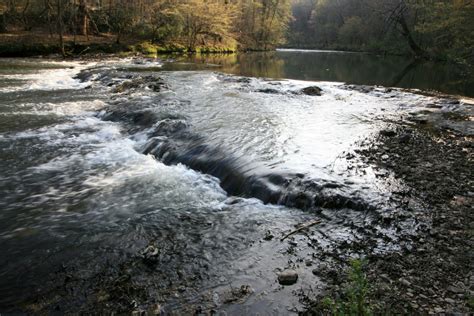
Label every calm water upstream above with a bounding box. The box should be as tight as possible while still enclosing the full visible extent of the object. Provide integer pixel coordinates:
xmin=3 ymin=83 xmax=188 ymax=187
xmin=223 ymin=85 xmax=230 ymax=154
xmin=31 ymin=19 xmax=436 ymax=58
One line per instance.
xmin=0 ymin=52 xmax=468 ymax=313
xmin=166 ymin=49 xmax=474 ymax=97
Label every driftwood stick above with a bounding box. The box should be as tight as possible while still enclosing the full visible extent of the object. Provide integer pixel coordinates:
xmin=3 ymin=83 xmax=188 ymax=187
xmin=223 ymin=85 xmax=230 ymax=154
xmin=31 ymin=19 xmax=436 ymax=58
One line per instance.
xmin=280 ymin=220 xmax=321 ymax=241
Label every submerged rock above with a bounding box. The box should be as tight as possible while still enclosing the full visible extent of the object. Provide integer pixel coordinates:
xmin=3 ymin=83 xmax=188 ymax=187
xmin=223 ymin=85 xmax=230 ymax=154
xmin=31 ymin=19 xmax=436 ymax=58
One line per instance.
xmin=112 ymin=75 xmax=166 ymax=93
xmin=221 ymin=285 xmax=254 ymax=304
xmin=278 ymin=269 xmax=298 ymax=285
xmin=256 ymin=88 xmax=280 ymax=94
xmin=301 ymin=86 xmax=323 ymax=96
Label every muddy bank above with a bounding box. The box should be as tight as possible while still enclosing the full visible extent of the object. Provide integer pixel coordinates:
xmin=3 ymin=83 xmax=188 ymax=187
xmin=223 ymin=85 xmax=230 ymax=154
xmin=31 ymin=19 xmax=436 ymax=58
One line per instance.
xmin=304 ymin=98 xmax=473 ymax=314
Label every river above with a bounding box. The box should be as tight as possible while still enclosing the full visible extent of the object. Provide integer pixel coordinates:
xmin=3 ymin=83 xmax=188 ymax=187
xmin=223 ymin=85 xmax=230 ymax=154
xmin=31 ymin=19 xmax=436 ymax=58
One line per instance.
xmin=165 ymin=49 xmax=474 ymax=98
xmin=0 ymin=51 xmax=471 ymax=314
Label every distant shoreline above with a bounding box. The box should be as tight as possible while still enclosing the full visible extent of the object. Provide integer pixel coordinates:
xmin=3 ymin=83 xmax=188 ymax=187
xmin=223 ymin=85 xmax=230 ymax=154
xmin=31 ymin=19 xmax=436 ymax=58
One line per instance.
xmin=276 ymin=48 xmax=370 ymax=54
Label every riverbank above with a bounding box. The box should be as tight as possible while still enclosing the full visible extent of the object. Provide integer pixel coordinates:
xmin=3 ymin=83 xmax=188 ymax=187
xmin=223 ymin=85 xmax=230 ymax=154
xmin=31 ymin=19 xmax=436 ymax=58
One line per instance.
xmin=0 ymin=32 xmax=237 ymax=58
xmin=304 ymin=92 xmax=473 ymax=314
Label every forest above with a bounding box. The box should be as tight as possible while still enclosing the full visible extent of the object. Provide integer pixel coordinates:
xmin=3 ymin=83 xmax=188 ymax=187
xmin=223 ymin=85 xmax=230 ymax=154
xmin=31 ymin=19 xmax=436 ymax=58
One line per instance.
xmin=0 ymin=0 xmax=291 ymax=53
xmin=0 ymin=0 xmax=473 ymax=64
xmin=288 ymin=0 xmax=474 ymax=64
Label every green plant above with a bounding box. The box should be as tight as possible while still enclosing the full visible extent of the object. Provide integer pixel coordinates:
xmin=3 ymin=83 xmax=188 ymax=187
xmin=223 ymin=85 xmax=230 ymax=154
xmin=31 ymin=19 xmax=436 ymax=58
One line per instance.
xmin=322 ymin=259 xmax=372 ymax=316
xmin=467 ymin=295 xmax=474 ymax=311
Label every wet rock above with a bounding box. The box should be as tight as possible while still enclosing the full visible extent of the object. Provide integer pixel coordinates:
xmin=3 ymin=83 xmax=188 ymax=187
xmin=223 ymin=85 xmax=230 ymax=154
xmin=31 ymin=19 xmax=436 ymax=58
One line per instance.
xmin=103 ymin=109 xmax=158 ymax=127
xmin=111 ymin=75 xmax=166 ymax=93
xmin=446 ymin=99 xmax=460 ymax=105
xmin=426 ymin=103 xmax=443 ymax=109
xmin=408 ymin=116 xmax=429 ymax=124
xmin=225 ymin=197 xmax=244 ymax=205
xmin=434 ymin=307 xmax=444 ymax=313
xmin=150 ymin=119 xmax=188 ymax=137
xmin=263 ymin=230 xmax=274 ymax=241
xmin=222 ymin=285 xmax=254 ymax=303
xmin=257 ymin=88 xmax=280 ymax=94
xmin=399 ymin=133 xmax=411 ymax=143
xmin=400 ymin=278 xmax=411 ymax=287
xmin=344 ymin=84 xmax=374 ymax=94
xmin=301 ymin=86 xmax=322 ymax=96
xmin=218 ymin=75 xmax=251 ymax=84
xmin=278 ymin=269 xmax=298 ymax=285
xmin=447 ymin=285 xmax=464 ymax=294
xmin=380 ymin=129 xmax=397 ymax=137
xmin=74 ymin=71 xmax=94 ymax=82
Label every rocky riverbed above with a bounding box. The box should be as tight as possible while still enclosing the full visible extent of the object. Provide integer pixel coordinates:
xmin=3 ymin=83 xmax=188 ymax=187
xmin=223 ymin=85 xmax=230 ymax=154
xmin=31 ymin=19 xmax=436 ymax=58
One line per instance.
xmin=0 ymin=58 xmax=472 ymax=315
xmin=304 ymin=94 xmax=473 ymax=315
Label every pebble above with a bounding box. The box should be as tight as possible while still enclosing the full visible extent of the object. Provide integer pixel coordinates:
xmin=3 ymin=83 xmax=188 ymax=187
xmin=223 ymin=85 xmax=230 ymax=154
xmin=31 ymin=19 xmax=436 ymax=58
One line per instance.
xmin=447 ymin=285 xmax=464 ymax=294
xmin=142 ymin=245 xmax=159 ymax=261
xmin=151 ymin=304 xmax=161 ymax=315
xmin=278 ymin=269 xmax=298 ymax=285
xmin=400 ymin=278 xmax=411 ymax=287
xmin=380 ymin=274 xmax=391 ymax=283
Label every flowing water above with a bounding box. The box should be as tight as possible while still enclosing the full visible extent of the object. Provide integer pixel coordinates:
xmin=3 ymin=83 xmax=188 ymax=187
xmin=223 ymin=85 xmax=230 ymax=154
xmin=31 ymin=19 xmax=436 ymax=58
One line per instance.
xmin=0 ymin=53 xmax=466 ymax=314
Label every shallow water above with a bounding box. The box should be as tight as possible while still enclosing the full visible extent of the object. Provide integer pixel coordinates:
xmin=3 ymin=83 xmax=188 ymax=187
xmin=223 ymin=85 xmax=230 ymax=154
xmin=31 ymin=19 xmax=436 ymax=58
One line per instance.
xmin=0 ymin=57 xmax=449 ymax=313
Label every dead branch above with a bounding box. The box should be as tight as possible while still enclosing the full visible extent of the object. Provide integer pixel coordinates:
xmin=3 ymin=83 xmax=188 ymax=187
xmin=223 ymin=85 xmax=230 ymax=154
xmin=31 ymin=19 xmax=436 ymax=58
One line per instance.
xmin=281 ymin=220 xmax=321 ymax=241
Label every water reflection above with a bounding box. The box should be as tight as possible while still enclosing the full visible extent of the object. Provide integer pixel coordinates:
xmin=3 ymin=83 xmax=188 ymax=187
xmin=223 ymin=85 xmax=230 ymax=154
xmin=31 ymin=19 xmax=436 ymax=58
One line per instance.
xmin=164 ymin=50 xmax=474 ymax=97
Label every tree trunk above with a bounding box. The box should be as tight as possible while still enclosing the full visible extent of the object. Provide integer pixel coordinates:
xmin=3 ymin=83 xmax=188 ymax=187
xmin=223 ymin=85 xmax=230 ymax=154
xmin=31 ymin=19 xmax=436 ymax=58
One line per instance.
xmin=57 ymin=0 xmax=66 ymax=57
xmin=78 ymin=0 xmax=89 ymax=39
xmin=21 ymin=0 xmax=30 ymax=31
xmin=73 ymin=0 xmax=77 ymax=44
xmin=0 ymin=14 xmax=7 ymax=33
xmin=116 ymin=29 xmax=121 ymax=44
xmin=397 ymin=14 xmax=427 ymax=59
xmin=45 ymin=0 xmax=53 ymax=37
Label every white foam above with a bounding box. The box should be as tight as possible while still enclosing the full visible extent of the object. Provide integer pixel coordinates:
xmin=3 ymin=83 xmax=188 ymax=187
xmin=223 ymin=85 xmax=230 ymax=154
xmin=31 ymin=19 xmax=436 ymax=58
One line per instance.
xmin=1 ymin=100 xmax=106 ymax=117
xmin=0 ymin=61 xmax=96 ymax=92
xmin=31 ymin=130 xmax=227 ymax=209
xmin=12 ymin=116 xmax=122 ymax=147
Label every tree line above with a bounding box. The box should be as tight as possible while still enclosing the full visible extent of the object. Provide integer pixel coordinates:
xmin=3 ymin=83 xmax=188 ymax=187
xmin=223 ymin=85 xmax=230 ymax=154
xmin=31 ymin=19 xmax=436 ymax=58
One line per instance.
xmin=0 ymin=0 xmax=291 ymax=53
xmin=288 ymin=0 xmax=474 ymax=64
xmin=1 ymin=0 xmax=473 ymax=64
